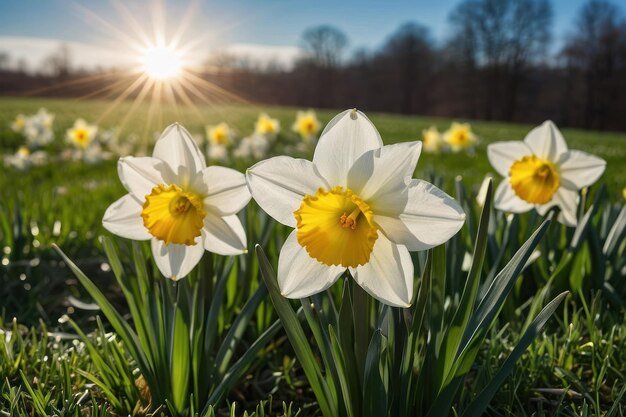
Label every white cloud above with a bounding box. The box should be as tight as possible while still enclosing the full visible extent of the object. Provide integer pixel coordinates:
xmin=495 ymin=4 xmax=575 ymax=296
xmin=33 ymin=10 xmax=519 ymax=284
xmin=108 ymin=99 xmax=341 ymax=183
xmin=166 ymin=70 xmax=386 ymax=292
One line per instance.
xmin=0 ymin=36 xmax=304 ymax=73
xmin=0 ymin=36 xmax=137 ymax=72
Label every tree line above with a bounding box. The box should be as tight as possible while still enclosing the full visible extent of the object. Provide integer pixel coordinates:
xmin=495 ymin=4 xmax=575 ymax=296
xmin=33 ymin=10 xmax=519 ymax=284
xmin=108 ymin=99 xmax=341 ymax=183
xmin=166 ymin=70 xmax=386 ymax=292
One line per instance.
xmin=1 ymin=0 xmax=625 ymax=131
xmin=207 ymin=0 xmax=626 ymax=131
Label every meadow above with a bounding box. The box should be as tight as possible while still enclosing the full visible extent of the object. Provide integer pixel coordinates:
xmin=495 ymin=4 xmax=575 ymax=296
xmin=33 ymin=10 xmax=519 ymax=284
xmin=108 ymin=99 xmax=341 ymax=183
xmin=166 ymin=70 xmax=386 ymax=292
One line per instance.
xmin=0 ymin=96 xmax=625 ymax=416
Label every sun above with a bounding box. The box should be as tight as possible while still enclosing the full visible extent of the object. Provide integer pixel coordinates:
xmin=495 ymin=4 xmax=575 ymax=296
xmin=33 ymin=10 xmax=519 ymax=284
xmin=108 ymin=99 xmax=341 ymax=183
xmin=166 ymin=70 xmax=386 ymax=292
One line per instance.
xmin=141 ymin=45 xmax=183 ymax=80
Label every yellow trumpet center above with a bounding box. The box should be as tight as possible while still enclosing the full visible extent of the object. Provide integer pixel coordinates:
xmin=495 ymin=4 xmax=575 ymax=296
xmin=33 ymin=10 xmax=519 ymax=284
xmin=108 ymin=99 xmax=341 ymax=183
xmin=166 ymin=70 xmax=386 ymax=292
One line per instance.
xmin=141 ymin=184 xmax=206 ymax=246
xmin=509 ymin=155 xmax=560 ymax=204
xmin=72 ymin=128 xmax=91 ymax=148
xmin=294 ymin=186 xmax=378 ymax=268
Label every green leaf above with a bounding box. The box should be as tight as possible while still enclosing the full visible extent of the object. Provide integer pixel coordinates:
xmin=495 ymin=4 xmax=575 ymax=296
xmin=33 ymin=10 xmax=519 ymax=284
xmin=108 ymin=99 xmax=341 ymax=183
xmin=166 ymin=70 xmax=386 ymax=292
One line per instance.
xmin=170 ymin=290 xmax=191 ymax=414
xmin=461 ymin=291 xmax=569 ymax=417
xmin=255 ymin=245 xmax=337 ymax=417
xmin=439 ymin=179 xmax=492 ymax=385
xmin=363 ymin=330 xmax=387 ymax=417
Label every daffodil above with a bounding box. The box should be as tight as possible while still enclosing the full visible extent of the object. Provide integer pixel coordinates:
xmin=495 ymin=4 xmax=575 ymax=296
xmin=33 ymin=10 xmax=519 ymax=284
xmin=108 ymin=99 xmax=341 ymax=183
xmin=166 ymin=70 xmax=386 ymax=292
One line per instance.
xmin=487 ymin=120 xmax=606 ymax=226
xmin=206 ymin=122 xmax=233 ymax=146
xmin=443 ymin=122 xmax=477 ymax=153
xmin=67 ymin=119 xmax=98 ymax=149
xmin=34 ymin=108 xmax=55 ymax=129
xmin=207 ymin=143 xmax=228 ymax=161
xmin=10 ymin=114 xmax=27 ymax=133
xmin=292 ymin=110 xmax=321 ymax=142
xmin=247 ymin=109 xmax=465 ymax=307
xmin=254 ymin=113 xmax=280 ymax=137
xmin=234 ymin=134 xmax=269 ymax=160
xmin=422 ymin=126 xmax=443 ymax=154
xmin=4 ymin=147 xmax=47 ymax=170
xmin=103 ymin=123 xmax=251 ymax=280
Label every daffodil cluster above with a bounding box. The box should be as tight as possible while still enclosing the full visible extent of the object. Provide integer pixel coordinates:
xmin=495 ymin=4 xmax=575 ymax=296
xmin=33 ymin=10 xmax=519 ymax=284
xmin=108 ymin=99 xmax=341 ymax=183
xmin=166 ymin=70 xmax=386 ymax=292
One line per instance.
xmin=4 ymin=108 xmax=55 ymax=169
xmin=421 ymin=122 xmax=478 ymax=154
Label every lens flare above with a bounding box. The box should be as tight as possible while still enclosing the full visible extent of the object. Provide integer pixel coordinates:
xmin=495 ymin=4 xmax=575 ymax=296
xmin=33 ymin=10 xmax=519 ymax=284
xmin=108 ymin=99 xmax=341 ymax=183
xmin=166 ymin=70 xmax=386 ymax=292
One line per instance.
xmin=142 ymin=46 xmax=182 ymax=80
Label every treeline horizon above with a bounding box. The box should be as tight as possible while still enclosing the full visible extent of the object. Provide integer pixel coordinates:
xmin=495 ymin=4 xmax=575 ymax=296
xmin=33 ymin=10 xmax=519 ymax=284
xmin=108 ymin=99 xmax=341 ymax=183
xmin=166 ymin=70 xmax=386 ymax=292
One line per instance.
xmin=1 ymin=0 xmax=626 ymax=132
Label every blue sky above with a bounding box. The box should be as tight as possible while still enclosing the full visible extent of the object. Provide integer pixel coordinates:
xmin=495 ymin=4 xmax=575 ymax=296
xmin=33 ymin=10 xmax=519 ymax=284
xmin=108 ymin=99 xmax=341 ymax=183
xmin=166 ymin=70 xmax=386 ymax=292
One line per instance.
xmin=1 ymin=0 xmax=624 ymax=70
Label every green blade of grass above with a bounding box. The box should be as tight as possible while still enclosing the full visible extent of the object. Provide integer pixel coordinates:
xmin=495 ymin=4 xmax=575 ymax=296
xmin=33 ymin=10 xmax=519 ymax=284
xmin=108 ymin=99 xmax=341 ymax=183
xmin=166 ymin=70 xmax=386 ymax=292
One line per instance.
xmin=461 ymin=291 xmax=569 ymax=417
xmin=255 ymin=244 xmax=337 ymax=417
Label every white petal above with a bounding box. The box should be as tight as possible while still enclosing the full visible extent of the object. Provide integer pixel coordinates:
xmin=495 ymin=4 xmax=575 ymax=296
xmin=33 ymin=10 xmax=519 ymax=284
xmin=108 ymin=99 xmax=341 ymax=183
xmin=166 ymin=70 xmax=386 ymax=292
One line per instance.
xmin=102 ymin=194 xmax=151 ymax=240
xmin=202 ymin=166 xmax=251 ymax=215
xmin=202 ymin=213 xmax=247 ymax=255
xmin=494 ymin=180 xmax=534 ymax=213
xmin=151 ymin=238 xmax=205 ymax=280
xmin=278 ymin=230 xmax=345 ymax=298
xmin=557 ymin=150 xmax=606 ymax=189
xmin=487 ymin=141 xmax=532 ymax=177
xmin=351 ymin=233 xmax=413 ymax=307
xmin=152 ymin=123 xmax=207 ymax=175
xmin=523 ymin=120 xmax=568 ymax=161
xmin=536 ymin=187 xmax=579 ymax=227
xmin=246 ymin=156 xmax=327 ymax=227
xmin=348 ymin=142 xmax=422 ymax=214
xmin=374 ymin=180 xmax=465 ymax=251
xmin=118 ymin=156 xmax=174 ymax=200
xmin=312 ymin=109 xmax=383 ymax=187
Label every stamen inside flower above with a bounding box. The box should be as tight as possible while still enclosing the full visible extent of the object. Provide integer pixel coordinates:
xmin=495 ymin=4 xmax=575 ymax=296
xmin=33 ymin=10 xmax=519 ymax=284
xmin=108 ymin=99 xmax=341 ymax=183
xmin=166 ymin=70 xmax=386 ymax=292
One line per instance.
xmin=294 ymin=186 xmax=378 ymax=268
xmin=142 ymin=184 xmax=206 ymax=245
xmin=509 ymin=155 xmax=560 ymax=204
xmin=72 ymin=129 xmax=90 ymax=148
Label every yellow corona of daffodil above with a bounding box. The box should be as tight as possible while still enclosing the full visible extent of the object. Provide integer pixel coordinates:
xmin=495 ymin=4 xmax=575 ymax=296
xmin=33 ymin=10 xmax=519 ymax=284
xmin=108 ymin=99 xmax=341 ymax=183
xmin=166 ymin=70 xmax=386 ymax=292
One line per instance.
xmin=422 ymin=126 xmax=443 ymax=154
xmin=247 ymin=109 xmax=465 ymax=307
xmin=254 ymin=113 xmax=280 ymax=137
xmin=10 ymin=114 xmax=27 ymax=133
xmin=488 ymin=121 xmax=606 ymax=226
xmin=206 ymin=122 xmax=232 ymax=146
xmin=292 ymin=110 xmax=321 ymax=142
xmin=443 ymin=122 xmax=477 ymax=152
xmin=67 ymin=119 xmax=98 ymax=149
xmin=103 ymin=123 xmax=251 ymax=280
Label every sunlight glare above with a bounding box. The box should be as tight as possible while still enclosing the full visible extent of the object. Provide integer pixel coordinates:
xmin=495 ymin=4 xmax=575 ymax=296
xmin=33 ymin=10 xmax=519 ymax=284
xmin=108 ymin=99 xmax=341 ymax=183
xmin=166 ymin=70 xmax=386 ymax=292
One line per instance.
xmin=142 ymin=46 xmax=182 ymax=80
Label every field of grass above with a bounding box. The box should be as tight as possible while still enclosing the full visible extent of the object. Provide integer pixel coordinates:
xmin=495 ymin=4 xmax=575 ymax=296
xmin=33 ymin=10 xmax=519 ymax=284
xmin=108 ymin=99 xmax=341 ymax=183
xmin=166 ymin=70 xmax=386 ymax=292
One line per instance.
xmin=0 ymin=96 xmax=625 ymax=416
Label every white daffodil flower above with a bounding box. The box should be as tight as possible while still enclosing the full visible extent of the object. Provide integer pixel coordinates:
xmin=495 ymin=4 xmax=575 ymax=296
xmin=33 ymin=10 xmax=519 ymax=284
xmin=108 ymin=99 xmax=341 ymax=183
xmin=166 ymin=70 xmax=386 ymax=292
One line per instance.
xmin=103 ymin=123 xmax=251 ymax=280
xmin=247 ymin=109 xmax=465 ymax=307
xmin=487 ymin=120 xmax=606 ymax=227
xmin=67 ymin=119 xmax=98 ymax=150
xmin=443 ymin=122 xmax=477 ymax=153
xmin=292 ymin=110 xmax=321 ymax=143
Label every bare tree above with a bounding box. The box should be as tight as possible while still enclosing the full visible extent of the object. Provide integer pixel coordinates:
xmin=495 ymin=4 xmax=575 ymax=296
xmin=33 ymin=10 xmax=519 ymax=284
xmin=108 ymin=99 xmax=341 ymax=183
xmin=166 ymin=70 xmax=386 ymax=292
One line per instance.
xmin=42 ymin=43 xmax=72 ymax=78
xmin=0 ymin=52 xmax=10 ymax=70
xmin=448 ymin=0 xmax=553 ymax=120
xmin=375 ymin=23 xmax=435 ymax=114
xmin=301 ymin=25 xmax=348 ymax=69
xmin=299 ymin=25 xmax=349 ymax=107
xmin=561 ymin=0 xmax=626 ymax=129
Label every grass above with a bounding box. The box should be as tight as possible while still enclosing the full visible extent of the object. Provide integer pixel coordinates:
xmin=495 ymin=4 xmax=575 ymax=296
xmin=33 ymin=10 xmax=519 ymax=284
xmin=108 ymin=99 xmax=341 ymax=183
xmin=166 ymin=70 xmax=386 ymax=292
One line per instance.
xmin=0 ymin=96 xmax=625 ymax=416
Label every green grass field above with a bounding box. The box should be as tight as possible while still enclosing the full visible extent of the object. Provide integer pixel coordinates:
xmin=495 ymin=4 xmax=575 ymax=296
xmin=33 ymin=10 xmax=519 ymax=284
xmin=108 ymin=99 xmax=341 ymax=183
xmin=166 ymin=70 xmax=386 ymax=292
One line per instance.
xmin=1 ymin=97 xmax=625 ymax=416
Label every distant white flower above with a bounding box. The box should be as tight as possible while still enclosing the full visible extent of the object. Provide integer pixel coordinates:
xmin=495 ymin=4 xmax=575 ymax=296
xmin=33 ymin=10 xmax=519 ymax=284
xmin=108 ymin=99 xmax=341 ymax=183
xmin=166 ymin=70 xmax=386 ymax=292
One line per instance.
xmin=292 ymin=110 xmax=321 ymax=143
xmin=247 ymin=109 xmax=465 ymax=307
xmin=33 ymin=108 xmax=55 ymax=130
xmin=422 ymin=126 xmax=443 ymax=154
xmin=206 ymin=122 xmax=233 ymax=146
xmin=234 ymin=134 xmax=269 ymax=160
xmin=67 ymin=119 xmax=98 ymax=149
xmin=254 ymin=113 xmax=280 ymax=137
xmin=10 ymin=114 xmax=27 ymax=133
xmin=4 ymin=147 xmax=47 ymax=170
xmin=103 ymin=123 xmax=251 ymax=280
xmin=487 ymin=120 xmax=606 ymax=226
xmin=443 ymin=122 xmax=477 ymax=153
xmin=207 ymin=143 xmax=228 ymax=161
